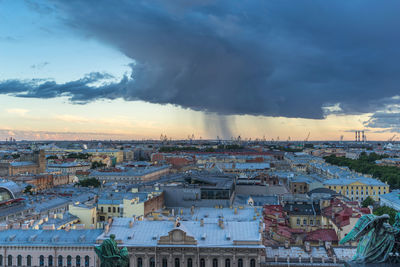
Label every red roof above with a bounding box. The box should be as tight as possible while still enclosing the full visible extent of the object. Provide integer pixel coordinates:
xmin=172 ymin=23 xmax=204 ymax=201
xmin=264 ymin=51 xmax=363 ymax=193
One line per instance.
xmin=305 ymin=229 xmax=338 ymax=242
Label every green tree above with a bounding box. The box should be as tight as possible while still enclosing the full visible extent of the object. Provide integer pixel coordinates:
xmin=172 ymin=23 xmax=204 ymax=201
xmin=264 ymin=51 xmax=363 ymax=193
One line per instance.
xmin=362 ymin=196 xmax=375 ymax=208
xmin=76 ymin=178 xmax=100 ymax=187
xmin=23 ymin=185 xmax=33 ymax=194
xmin=373 ymin=206 xmax=398 ymax=225
xmin=91 ymin=161 xmax=106 ymax=169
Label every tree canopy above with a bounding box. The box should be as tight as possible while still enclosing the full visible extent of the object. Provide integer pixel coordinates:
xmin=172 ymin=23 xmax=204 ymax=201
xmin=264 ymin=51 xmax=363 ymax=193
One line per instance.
xmin=324 ymin=153 xmax=400 ymax=188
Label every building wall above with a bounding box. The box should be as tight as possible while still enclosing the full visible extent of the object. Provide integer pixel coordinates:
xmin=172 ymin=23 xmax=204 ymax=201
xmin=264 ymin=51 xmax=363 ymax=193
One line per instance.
xmin=144 ymin=192 xmax=164 ymax=216
xmin=98 ymin=204 xmax=121 ymax=220
xmin=69 ymin=204 xmax=97 ymax=229
xmin=127 ymin=247 xmax=262 ymax=267
xmin=288 ymin=215 xmax=324 ymax=231
xmin=325 ymin=181 xmax=389 ymax=202
xmin=0 ymin=246 xmax=97 ymax=267
xmin=123 ymin=200 xmax=145 ymax=218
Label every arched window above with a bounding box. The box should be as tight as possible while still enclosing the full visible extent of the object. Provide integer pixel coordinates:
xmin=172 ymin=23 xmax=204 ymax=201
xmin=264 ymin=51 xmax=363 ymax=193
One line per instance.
xmin=175 ymin=258 xmax=180 ymax=267
xmin=58 ymin=256 xmax=63 ymax=267
xmin=225 ymin=259 xmax=230 ymax=267
xmin=48 ymin=255 xmax=53 ymax=266
xmin=27 ymin=255 xmax=32 ymax=267
xmin=162 ymin=258 xmax=168 ymax=267
xmin=85 ymin=256 xmax=90 ymax=267
xmin=213 ymin=258 xmax=218 ymax=267
xmin=187 ymin=258 xmax=193 ymax=267
xmin=150 ymin=257 xmax=155 ymax=267
xmin=200 ymin=259 xmax=205 ymax=267
xmin=238 ymin=259 xmax=243 ymax=267
xmin=67 ymin=255 xmax=72 ymax=267
xmin=76 ymin=255 xmax=81 ymax=267
xmin=39 ymin=255 xmax=44 ymax=266
xmin=17 ymin=255 xmax=22 ymax=266
xmin=250 ymin=259 xmax=256 ymax=267
xmin=7 ymin=255 xmax=12 ymax=266
xmin=137 ymin=257 xmax=143 ymax=267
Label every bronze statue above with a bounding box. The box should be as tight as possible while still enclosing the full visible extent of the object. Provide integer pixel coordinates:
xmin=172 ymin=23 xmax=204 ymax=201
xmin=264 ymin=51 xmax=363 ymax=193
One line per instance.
xmin=340 ymin=213 xmax=400 ymax=263
xmin=95 ymin=234 xmax=129 ymax=267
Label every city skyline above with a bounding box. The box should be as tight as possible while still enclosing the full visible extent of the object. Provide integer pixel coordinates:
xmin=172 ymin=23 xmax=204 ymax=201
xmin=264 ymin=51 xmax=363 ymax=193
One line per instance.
xmin=1 ymin=1 xmax=400 ymax=141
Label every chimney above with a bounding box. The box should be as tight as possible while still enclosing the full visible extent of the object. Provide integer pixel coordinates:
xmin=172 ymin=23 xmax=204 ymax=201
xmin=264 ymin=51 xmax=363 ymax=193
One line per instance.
xmin=234 ymin=207 xmax=238 ymax=214
xmin=65 ymin=224 xmax=71 ymax=232
xmin=218 ymin=219 xmax=224 ymax=229
xmin=305 ymin=241 xmax=311 ymax=252
xmin=200 ymin=218 xmax=204 ymax=227
xmin=191 ymin=205 xmax=194 ymax=215
xmin=129 ymin=220 xmax=134 ymax=228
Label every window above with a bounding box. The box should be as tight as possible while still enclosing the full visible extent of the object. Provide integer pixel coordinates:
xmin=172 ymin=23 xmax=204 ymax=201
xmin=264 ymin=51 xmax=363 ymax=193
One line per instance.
xmin=225 ymin=259 xmax=230 ymax=267
xmin=175 ymin=258 xmax=180 ymax=267
xmin=303 ymin=219 xmax=307 ymax=225
xmin=113 ymin=207 xmax=116 ymax=213
xmin=296 ymin=218 xmax=300 ymax=225
xmin=150 ymin=257 xmax=155 ymax=267
xmin=213 ymin=258 xmax=218 ymax=267
xmin=40 ymin=255 xmax=44 ymax=266
xmin=0 ymin=255 xmax=2 ymax=266
xmin=17 ymin=255 xmax=22 ymax=266
xmin=238 ymin=259 xmax=243 ymax=267
xmin=27 ymin=255 xmax=32 ymax=267
xmin=310 ymin=220 xmax=313 ymax=225
xmin=137 ymin=258 xmax=143 ymax=267
xmin=67 ymin=256 xmax=72 ymax=267
xmin=200 ymin=259 xmax=205 ymax=267
xmin=85 ymin=256 xmax=90 ymax=267
xmin=162 ymin=258 xmax=168 ymax=267
xmin=76 ymin=256 xmax=81 ymax=267
xmin=7 ymin=255 xmax=11 ymax=266
xmin=108 ymin=207 xmax=111 ymax=212
xmin=187 ymin=258 xmax=193 ymax=267
xmin=58 ymin=256 xmax=63 ymax=267
xmin=48 ymin=255 xmax=53 ymax=266
xmin=250 ymin=259 xmax=256 ymax=267
xmin=101 ymin=206 xmax=104 ymax=212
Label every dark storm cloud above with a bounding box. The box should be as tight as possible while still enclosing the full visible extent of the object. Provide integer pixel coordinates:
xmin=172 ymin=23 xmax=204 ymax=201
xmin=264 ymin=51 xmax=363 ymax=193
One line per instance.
xmin=364 ymin=112 xmax=400 ymax=132
xmin=2 ymin=0 xmax=400 ymax=119
xmin=0 ymin=72 xmax=129 ymax=103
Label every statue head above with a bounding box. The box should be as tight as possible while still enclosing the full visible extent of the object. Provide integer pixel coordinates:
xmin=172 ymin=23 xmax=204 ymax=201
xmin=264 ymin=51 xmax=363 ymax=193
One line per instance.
xmin=110 ymin=234 xmax=116 ymax=240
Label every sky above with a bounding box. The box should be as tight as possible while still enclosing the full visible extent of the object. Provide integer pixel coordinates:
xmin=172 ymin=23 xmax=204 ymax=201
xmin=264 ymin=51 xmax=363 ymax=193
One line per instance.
xmin=0 ymin=0 xmax=400 ymax=141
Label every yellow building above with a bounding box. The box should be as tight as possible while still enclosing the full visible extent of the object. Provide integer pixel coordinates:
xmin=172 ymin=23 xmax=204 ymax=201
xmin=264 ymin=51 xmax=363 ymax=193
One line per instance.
xmin=97 ymin=190 xmax=164 ymax=221
xmin=68 ymin=202 xmax=97 ymax=229
xmin=284 ymin=202 xmax=326 ymax=232
xmin=90 ymin=155 xmax=112 ymax=167
xmin=84 ymin=149 xmax=124 ymax=163
xmin=323 ymin=177 xmax=389 ymax=202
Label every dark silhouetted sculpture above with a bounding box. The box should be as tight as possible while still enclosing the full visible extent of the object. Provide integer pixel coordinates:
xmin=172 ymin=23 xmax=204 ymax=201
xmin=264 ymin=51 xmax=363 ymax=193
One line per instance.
xmin=340 ymin=213 xmax=400 ymax=263
xmin=95 ymin=234 xmax=129 ymax=267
